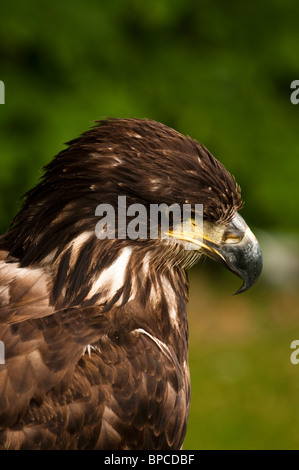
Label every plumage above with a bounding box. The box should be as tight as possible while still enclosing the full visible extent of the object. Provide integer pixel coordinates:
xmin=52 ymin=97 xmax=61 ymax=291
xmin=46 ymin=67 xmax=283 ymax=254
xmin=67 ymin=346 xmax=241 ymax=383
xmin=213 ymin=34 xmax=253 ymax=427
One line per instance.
xmin=0 ymin=118 xmax=262 ymax=449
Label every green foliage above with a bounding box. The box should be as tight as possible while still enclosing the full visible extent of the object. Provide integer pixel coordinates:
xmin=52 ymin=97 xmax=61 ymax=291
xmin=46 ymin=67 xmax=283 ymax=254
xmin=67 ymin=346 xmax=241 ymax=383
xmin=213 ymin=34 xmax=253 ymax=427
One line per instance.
xmin=0 ymin=0 xmax=299 ymax=233
xmin=185 ymin=270 xmax=299 ymax=449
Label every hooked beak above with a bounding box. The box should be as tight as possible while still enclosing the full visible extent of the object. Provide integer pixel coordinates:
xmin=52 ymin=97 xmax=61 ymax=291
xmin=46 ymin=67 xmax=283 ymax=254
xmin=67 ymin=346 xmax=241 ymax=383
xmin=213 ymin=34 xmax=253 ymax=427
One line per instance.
xmin=203 ymin=214 xmax=263 ymax=294
xmin=168 ymin=213 xmax=263 ymax=294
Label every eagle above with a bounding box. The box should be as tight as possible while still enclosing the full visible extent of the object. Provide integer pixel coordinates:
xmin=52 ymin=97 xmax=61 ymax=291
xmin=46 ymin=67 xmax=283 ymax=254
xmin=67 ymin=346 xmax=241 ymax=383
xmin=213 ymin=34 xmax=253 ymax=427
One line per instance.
xmin=0 ymin=118 xmax=262 ymax=450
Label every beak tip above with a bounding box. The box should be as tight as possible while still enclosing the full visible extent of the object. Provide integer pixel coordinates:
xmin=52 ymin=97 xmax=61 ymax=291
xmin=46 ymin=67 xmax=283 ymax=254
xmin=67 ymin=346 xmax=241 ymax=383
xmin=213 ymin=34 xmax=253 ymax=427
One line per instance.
xmin=233 ymin=286 xmax=244 ymax=295
xmin=232 ymin=246 xmax=263 ymax=295
xmin=233 ymin=283 xmax=248 ymax=295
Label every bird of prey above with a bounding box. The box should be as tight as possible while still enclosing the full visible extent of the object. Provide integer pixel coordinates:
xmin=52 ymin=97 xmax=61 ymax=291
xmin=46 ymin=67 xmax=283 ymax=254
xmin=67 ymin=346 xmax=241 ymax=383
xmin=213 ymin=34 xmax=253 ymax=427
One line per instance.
xmin=0 ymin=118 xmax=262 ymax=450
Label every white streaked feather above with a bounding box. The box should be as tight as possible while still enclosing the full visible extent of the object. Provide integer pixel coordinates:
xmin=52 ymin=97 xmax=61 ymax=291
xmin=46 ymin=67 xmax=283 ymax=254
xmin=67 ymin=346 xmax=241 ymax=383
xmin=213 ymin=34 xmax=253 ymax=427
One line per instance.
xmin=132 ymin=328 xmax=173 ymax=362
xmin=82 ymin=344 xmax=101 ymax=357
xmin=71 ymin=231 xmax=93 ymax=252
xmin=87 ymin=247 xmax=132 ymax=299
xmin=161 ymin=275 xmax=180 ymax=330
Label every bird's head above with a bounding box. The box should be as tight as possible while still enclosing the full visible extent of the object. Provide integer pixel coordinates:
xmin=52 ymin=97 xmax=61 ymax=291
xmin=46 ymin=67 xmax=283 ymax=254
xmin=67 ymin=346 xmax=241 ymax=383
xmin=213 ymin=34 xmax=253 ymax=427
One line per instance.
xmin=4 ymin=118 xmax=262 ymax=294
xmin=88 ymin=118 xmax=262 ymax=294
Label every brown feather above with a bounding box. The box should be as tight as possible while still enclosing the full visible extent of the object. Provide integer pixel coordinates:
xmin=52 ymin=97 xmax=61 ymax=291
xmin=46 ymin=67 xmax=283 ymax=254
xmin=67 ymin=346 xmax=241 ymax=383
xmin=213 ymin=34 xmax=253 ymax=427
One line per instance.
xmin=0 ymin=118 xmax=242 ymax=449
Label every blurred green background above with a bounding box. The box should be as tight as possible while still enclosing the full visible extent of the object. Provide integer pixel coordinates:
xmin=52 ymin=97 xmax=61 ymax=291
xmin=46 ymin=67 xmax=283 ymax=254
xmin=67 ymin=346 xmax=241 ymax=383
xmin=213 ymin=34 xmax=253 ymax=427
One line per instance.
xmin=0 ymin=0 xmax=299 ymax=449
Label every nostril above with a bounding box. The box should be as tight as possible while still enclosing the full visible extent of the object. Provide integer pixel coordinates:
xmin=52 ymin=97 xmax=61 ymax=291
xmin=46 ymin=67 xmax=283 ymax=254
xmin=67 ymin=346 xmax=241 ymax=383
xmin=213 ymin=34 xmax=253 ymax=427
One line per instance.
xmin=222 ymin=213 xmax=247 ymax=245
xmin=223 ymin=234 xmax=243 ymax=244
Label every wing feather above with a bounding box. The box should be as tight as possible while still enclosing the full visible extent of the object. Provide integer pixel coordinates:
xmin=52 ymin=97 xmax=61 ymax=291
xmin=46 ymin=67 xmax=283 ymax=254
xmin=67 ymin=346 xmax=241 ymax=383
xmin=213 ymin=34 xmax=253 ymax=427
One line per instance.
xmin=0 ymin=249 xmax=189 ymax=449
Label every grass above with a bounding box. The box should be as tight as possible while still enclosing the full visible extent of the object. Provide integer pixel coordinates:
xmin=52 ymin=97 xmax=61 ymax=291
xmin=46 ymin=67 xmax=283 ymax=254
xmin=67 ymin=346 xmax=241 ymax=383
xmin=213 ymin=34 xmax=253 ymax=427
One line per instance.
xmin=183 ymin=267 xmax=299 ymax=450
